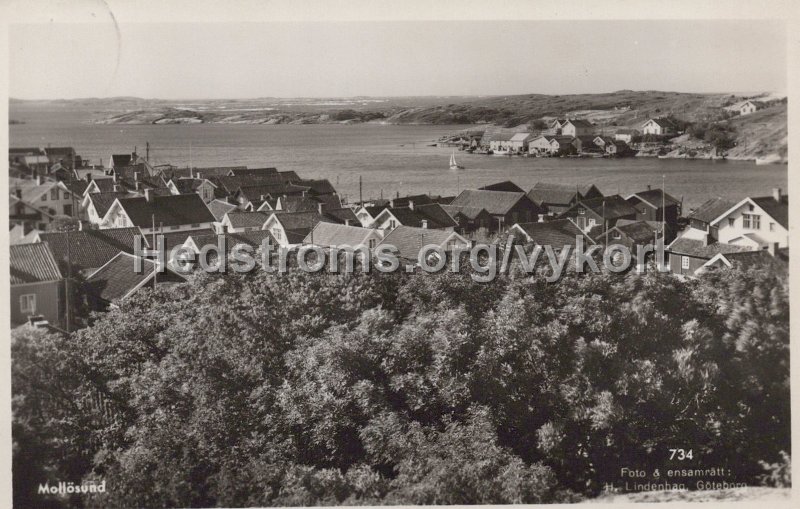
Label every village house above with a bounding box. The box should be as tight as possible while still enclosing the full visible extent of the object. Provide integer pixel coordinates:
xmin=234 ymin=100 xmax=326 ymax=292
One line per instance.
xmin=167 ymin=177 xmax=218 ymax=202
xmin=371 ymin=202 xmax=458 ymax=232
xmin=641 ymin=117 xmax=678 ymax=137
xmin=375 ymin=225 xmax=470 ymax=263
xmin=263 ymin=211 xmax=341 ymax=247
xmin=84 ymin=252 xmax=186 ymax=310
xmin=665 ymin=236 xmax=754 ymax=276
xmin=708 ymin=188 xmax=789 ymax=249
xmin=36 ymin=226 xmax=149 ymax=276
xmin=100 ymin=190 xmax=216 ymax=234
xmin=219 ymin=211 xmax=272 ymax=233
xmin=527 ymin=182 xmax=604 ymax=216
xmin=479 ymin=181 xmax=525 ymax=193
xmin=739 ymin=100 xmax=765 ymax=116
xmin=561 ymin=119 xmax=594 ymax=137
xmin=625 ymin=187 xmax=682 ymax=234
xmin=559 ymin=195 xmax=638 ymax=233
xmin=177 ymin=230 xmax=276 ymax=269
xmin=596 ymin=220 xmax=664 ymax=260
xmin=508 ymin=133 xmax=536 ymax=153
xmin=528 ymin=135 xmax=558 ymax=155
xmin=510 ymin=218 xmax=595 ymax=252
xmin=9 ymin=177 xmax=77 ymax=230
xmin=10 ymin=242 xmax=64 ymax=328
xmin=614 ymin=129 xmax=639 ymax=143
xmin=449 ymin=190 xmax=542 ymax=232
xmin=82 ymin=191 xmax=131 ymax=224
xmin=697 ymin=246 xmax=788 ymax=275
xmin=545 ymin=119 xmax=567 ymax=135
xmin=302 ymin=222 xmax=384 ymax=250
xmin=206 ymin=199 xmax=238 ymax=222
xmin=233 ymin=183 xmax=311 ymax=209
xmin=572 ymin=135 xmax=603 ymax=154
xmin=489 ymin=133 xmax=515 ymax=153
xmin=439 ymin=204 xmax=494 ymax=236
xmin=9 ymin=224 xmax=42 ymax=245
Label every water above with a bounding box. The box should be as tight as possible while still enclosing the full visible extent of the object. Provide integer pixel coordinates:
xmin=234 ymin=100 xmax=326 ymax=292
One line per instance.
xmin=10 ymin=104 xmax=788 ymax=209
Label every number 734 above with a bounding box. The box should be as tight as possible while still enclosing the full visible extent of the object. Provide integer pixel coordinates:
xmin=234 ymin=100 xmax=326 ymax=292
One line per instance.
xmin=669 ymin=449 xmax=693 ymax=460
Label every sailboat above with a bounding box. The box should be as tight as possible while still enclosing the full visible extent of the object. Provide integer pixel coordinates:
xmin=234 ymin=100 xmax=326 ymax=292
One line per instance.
xmin=449 ymin=150 xmax=464 ymax=170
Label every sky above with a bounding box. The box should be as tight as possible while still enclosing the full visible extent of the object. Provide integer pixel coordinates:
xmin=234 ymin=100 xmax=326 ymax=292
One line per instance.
xmin=9 ymin=20 xmax=787 ymax=99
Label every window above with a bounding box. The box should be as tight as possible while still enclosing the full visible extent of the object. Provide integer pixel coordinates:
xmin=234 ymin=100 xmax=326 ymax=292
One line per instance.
xmin=752 ymin=215 xmax=760 ymax=229
xmin=578 ymin=208 xmax=585 ymax=215
xmin=770 ymin=222 xmax=776 ymax=232
xmin=588 ymin=218 xmax=596 ymax=227
xmin=728 ymin=218 xmax=735 ymax=227
xmin=742 ymin=214 xmax=760 ymax=229
xmin=41 ymin=194 xmax=47 ymax=201
xmin=191 ymin=223 xmax=200 ymax=228
xmin=170 ymin=225 xmax=180 ymax=230
xmin=63 ymin=204 xmax=72 ymax=216
xmin=272 ymin=228 xmax=283 ymax=241
xmin=389 ymin=219 xmax=397 ymax=229
xmin=742 ymin=214 xmax=751 ymax=228
xmin=613 ymin=231 xmax=622 ymax=239
xmin=748 ymin=204 xmax=755 ymax=212
xmin=64 ymin=192 xmax=70 ymax=199
xmin=681 ymin=256 xmax=690 ymax=270
xmin=51 ymin=188 xmax=59 ymax=200
xmin=368 ymin=238 xmax=376 ymax=249
xmin=20 ymin=294 xmax=36 ymax=314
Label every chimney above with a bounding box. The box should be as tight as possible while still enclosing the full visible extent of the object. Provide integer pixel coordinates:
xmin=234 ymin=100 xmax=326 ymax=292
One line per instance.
xmin=144 ymin=188 xmax=153 ymax=202
xmin=260 ymin=194 xmax=266 ymax=202
xmin=647 ymin=184 xmax=651 ymax=191
xmin=113 ymin=184 xmax=123 ymax=192
xmin=318 ymin=202 xmax=323 ymax=214
xmin=86 ymin=173 xmax=92 ymax=182
xmin=15 ymin=188 xmax=21 ymax=199
xmin=408 ymin=200 xmax=414 ymax=210
xmin=768 ymin=242 xmax=779 ymax=257
xmin=344 ymin=219 xmax=350 ymax=226
xmin=421 ymin=219 xmax=428 ymax=229
xmin=389 ymin=199 xmax=394 ymax=208
xmin=37 ymin=175 xmax=44 ymax=185
xmin=134 ymin=171 xmax=140 ymax=181
xmin=196 ymin=172 xmax=202 ymax=180
xmin=135 ymin=181 xmax=141 ymax=191
xmin=773 ymin=188 xmax=782 ymax=202
xmin=702 ymin=233 xmax=709 ymax=247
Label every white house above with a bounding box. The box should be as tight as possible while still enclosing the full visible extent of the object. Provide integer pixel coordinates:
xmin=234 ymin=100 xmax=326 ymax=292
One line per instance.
xmin=614 ymin=129 xmax=639 ymax=143
xmin=302 ymin=222 xmax=384 ymax=250
xmin=641 ymin=118 xmax=677 ymax=136
xmin=709 ymin=188 xmax=788 ymax=248
xmin=739 ymin=100 xmax=764 ymax=116
xmin=561 ymin=119 xmax=594 ymax=137
xmin=375 ymin=225 xmax=470 ymax=263
xmin=508 ymin=133 xmax=536 ymax=153
xmin=100 ymin=190 xmax=216 ymax=234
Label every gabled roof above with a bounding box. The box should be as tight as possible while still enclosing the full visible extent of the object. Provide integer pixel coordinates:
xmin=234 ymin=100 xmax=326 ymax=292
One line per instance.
xmin=626 ymin=189 xmax=681 ymax=209
xmin=112 ymin=194 xmax=215 ymax=228
xmin=270 ymin=211 xmax=338 ymax=231
xmin=323 ymin=207 xmax=359 ymax=224
xmin=169 ymin=178 xmax=206 ymax=194
xmin=85 ymin=252 xmax=186 ymax=303
xmin=510 ymin=132 xmax=535 ymax=142
xmin=224 ymin=210 xmax=271 ymax=229
xmin=161 ymin=166 xmax=246 ymax=180
xmin=568 ymin=195 xmax=638 ymax=220
xmin=391 ymin=194 xmax=435 ymax=208
xmin=439 ymin=204 xmax=490 ymax=221
xmin=490 ymin=132 xmax=516 ymax=141
xmin=512 ymin=219 xmax=594 ymax=247
xmin=449 ymin=190 xmax=529 ymax=216
xmin=564 ymin=119 xmax=593 ymax=128
xmin=415 ymin=203 xmax=459 ymax=229
xmin=88 ymin=178 xmax=118 ymax=193
xmin=667 ymin=237 xmax=752 ymax=259
xmin=297 ymin=179 xmax=337 ymax=195
xmin=643 ymin=117 xmax=677 ymax=129
xmin=229 ymin=167 xmax=277 ymax=177
xmin=86 ymin=192 xmax=131 ymax=218
xmin=37 ymin=227 xmax=148 ymax=274
xmin=236 ymin=183 xmax=311 ymax=201
xmin=377 ymin=225 xmax=465 ymax=260
xmin=207 ymin=199 xmax=238 ymax=221
xmin=607 ymin=221 xmax=660 ymax=244
xmin=751 ymin=195 xmax=788 ymax=229
xmin=278 ymin=195 xmax=323 ymax=213
xmin=10 ymin=242 xmax=63 ymax=284
xmin=527 ymin=182 xmax=580 ymax=207
xmin=479 ymin=181 xmax=524 ymax=193
xmin=302 ymin=222 xmax=379 ymax=247
xmin=688 ymin=197 xmax=738 ymax=224
xmin=111 ymin=154 xmax=133 ymax=166
xmin=186 ymin=230 xmax=276 ymax=251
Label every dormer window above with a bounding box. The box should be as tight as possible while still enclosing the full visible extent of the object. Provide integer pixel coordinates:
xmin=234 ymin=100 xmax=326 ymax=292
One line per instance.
xmin=578 ymin=208 xmax=586 ymax=215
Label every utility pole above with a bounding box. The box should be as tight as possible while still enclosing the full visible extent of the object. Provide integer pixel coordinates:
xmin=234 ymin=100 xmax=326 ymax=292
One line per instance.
xmin=359 ymin=175 xmax=363 ymax=205
xmin=65 ymin=227 xmax=72 ymax=332
xmin=146 ymin=141 xmax=150 ymax=163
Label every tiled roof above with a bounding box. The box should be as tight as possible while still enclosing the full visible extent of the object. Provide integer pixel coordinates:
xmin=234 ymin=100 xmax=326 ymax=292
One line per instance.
xmin=87 ymin=192 xmax=131 ymax=218
xmin=237 ymin=183 xmax=311 ymax=201
xmin=513 ymin=219 xmax=592 ymax=247
xmin=279 ymin=195 xmax=323 ymax=213
xmin=528 ymin=182 xmax=580 ymax=207
xmin=645 ymin=117 xmax=677 ymax=128
xmin=479 ymin=181 xmax=524 ymax=193
xmin=170 ymin=178 xmax=204 ymax=194
xmin=565 ymin=119 xmax=593 ymax=128
xmin=155 ymin=228 xmax=217 ymax=255
xmin=752 ymin=195 xmax=788 ymax=229
xmin=392 ymin=194 xmax=434 ymax=208
xmin=377 ymin=225 xmax=461 ymax=260
xmin=225 ymin=211 xmax=271 ymax=229
xmin=187 ymin=230 xmax=275 ymax=251
xmin=85 ymin=253 xmax=186 ymax=303
xmin=314 ymin=193 xmax=343 ymax=210
xmin=303 ymin=223 xmax=378 ymax=247
xmin=297 ymin=179 xmax=337 ymax=195
xmin=688 ymin=197 xmax=738 ymax=224
xmin=574 ymin=195 xmax=638 ymax=219
xmin=439 ymin=204 xmax=488 ymax=220
xmin=64 ymin=180 xmax=89 ymax=196
xmin=90 ymin=178 xmax=118 ymax=193
xmin=611 ymin=221 xmax=660 ymax=243
xmin=628 ymin=189 xmax=680 ymax=208
xmin=272 ymin=211 xmax=338 ymax=231
xmin=207 ymin=199 xmax=238 ymax=221
xmin=161 ymin=166 xmax=245 ymax=180
xmin=10 ymin=242 xmax=63 ymax=284
xmin=38 ymin=227 xmax=148 ymax=274
xmin=415 ymin=203 xmax=459 ymax=229
xmin=667 ymin=238 xmax=752 ymax=258
xmin=115 ymin=194 xmax=215 ymax=228
xmin=323 ymin=207 xmax=359 ymax=224
xmin=230 ymin=167 xmax=278 ymax=177
xmin=449 ymin=190 xmax=528 ymax=216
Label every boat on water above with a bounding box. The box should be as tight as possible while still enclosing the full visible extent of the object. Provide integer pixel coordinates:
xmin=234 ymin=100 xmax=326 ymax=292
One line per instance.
xmin=492 ymin=148 xmax=512 ymax=156
xmin=449 ymin=150 xmax=464 ymax=170
xmin=755 ymin=154 xmax=785 ymax=165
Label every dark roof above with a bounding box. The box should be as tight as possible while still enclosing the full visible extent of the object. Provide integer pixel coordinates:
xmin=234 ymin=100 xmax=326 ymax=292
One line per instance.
xmin=688 ymin=197 xmax=738 ymax=224
xmin=302 ymin=223 xmax=378 ymax=247
xmin=645 ymin=117 xmax=677 ymax=128
xmin=87 ymin=192 xmax=132 ymax=218
xmin=237 ymin=183 xmax=311 ymax=201
xmin=528 ymin=182 xmax=580 ymax=207
xmin=111 ymin=154 xmax=133 ymax=166
xmin=169 ymin=178 xmax=204 ymax=194
xmin=10 ymin=242 xmax=63 ymax=284
xmin=225 ymin=211 xmax=271 ymax=229
xmin=439 ymin=204 xmax=489 ymax=221
xmin=279 ymin=195 xmax=323 ymax=213
xmin=609 ymin=221 xmax=660 ymax=243
xmin=513 ymin=219 xmax=592 ymax=247
xmin=37 ymin=227 xmax=147 ymax=273
xmin=298 ymin=179 xmax=337 ymax=195
xmin=628 ymin=189 xmax=681 ymax=208
xmin=724 ymin=248 xmax=789 ymax=268
xmin=377 ymin=226 xmax=461 ymax=260
xmin=450 ymin=190 xmax=529 ymax=216
xmin=571 ymin=195 xmax=638 ymax=220
xmin=156 ymin=228 xmax=217 ymax=255
xmin=752 ymin=195 xmax=788 ymax=229
xmin=565 ymin=119 xmax=593 ymax=128
xmin=391 ymin=194 xmax=435 ymax=208
xmin=272 ymin=211 xmax=338 ymax=231
xmin=90 ymin=178 xmax=117 ymax=193
xmin=230 ymin=167 xmax=278 ymax=177
xmin=187 ymin=230 xmax=276 ymax=251
xmin=161 ymin=166 xmax=246 ymax=180
xmin=323 ymin=207 xmax=359 ymax=224
xmin=415 ymin=203 xmax=459 ymax=229
xmin=85 ymin=253 xmax=185 ymax=303
xmin=64 ymin=180 xmax=89 ymax=196
xmin=206 ymin=199 xmax=238 ymax=221
xmin=116 ymin=194 xmax=215 ymax=228
xmin=667 ymin=238 xmax=752 ymax=258
xmin=479 ymin=181 xmax=524 ymax=193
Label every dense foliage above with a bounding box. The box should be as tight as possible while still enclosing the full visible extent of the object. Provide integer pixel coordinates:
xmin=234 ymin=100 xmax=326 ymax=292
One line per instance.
xmin=12 ymin=261 xmax=790 ymax=507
